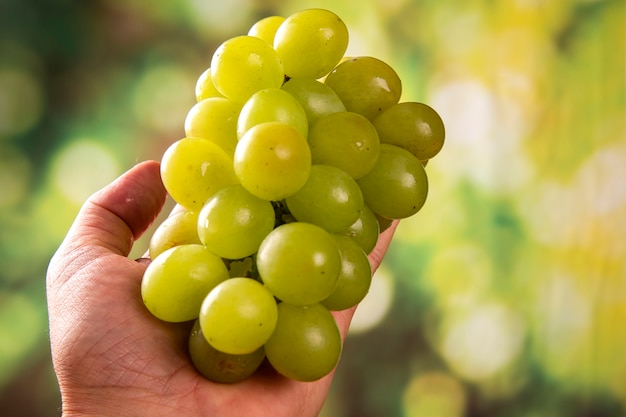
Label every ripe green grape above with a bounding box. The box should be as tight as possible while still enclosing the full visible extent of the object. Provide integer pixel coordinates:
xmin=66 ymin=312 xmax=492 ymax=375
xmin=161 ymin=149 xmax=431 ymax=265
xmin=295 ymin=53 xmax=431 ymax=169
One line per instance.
xmin=281 ymin=78 xmax=346 ymax=125
xmin=264 ymin=302 xmax=342 ymax=381
xmin=184 ymin=97 xmax=241 ymax=156
xmin=199 ymin=277 xmax=278 ymax=355
xmin=148 ymin=210 xmax=201 ymax=259
xmin=210 ymin=35 xmax=284 ymax=103
xmin=234 ymin=122 xmax=311 ymax=201
xmin=357 ymin=144 xmax=428 ymax=219
xmin=237 ymin=88 xmax=308 ymax=140
xmin=308 ymin=111 xmax=380 ymax=179
xmin=160 ymin=137 xmax=239 ymax=211
xmin=376 ymin=213 xmax=395 ymax=233
xmin=340 ymin=204 xmax=379 ymax=254
xmin=285 ymin=165 xmax=364 ymax=233
xmin=321 ymin=234 xmax=372 ymax=311
xmin=189 ymin=320 xmax=265 ymax=384
xmin=248 ymin=15 xmax=285 ymax=45
xmin=197 ymin=185 xmax=275 ymax=260
xmin=373 ymin=101 xmax=445 ymax=161
xmin=324 ymin=56 xmax=402 ymax=121
xmin=195 ymin=67 xmax=224 ymax=101
xmin=257 ymin=222 xmax=341 ymax=306
xmin=141 ymin=244 xmax=230 ymax=322
xmin=274 ymin=8 xmax=348 ymax=79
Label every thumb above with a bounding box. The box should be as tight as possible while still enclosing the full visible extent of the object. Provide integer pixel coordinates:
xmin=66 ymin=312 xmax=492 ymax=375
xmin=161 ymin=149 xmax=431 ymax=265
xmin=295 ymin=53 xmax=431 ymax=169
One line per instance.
xmin=49 ymin=160 xmax=167 ymax=281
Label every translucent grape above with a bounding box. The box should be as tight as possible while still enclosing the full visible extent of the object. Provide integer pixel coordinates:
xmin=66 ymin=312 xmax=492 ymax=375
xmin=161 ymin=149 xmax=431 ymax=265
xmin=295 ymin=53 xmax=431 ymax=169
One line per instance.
xmin=210 ymin=35 xmax=284 ymax=102
xmin=234 ymin=122 xmax=311 ymax=201
xmin=247 ymin=15 xmax=285 ymax=45
xmin=274 ymin=9 xmax=349 ymax=79
xmin=264 ymin=302 xmax=342 ymax=382
xmin=237 ymin=88 xmax=308 ymax=140
xmin=308 ymin=111 xmax=380 ymax=179
xmin=189 ymin=320 xmax=266 ymax=384
xmin=340 ymin=204 xmax=380 ymax=254
xmin=141 ymin=244 xmax=230 ymax=322
xmin=160 ymin=137 xmax=239 ymax=211
xmin=324 ymin=56 xmax=402 ymax=121
xmin=321 ymin=234 xmax=372 ymax=311
xmin=197 ymin=185 xmax=275 ymax=260
xmin=148 ymin=210 xmax=201 ymax=259
xmin=285 ymin=164 xmax=364 ymax=233
xmin=376 ymin=213 xmax=395 ymax=232
xmin=257 ymin=222 xmax=341 ymax=306
xmin=373 ymin=101 xmax=445 ymax=161
xmin=357 ymin=144 xmax=428 ymax=219
xmin=281 ymin=78 xmax=346 ymax=125
xmin=199 ymin=277 xmax=278 ymax=355
xmin=184 ymin=97 xmax=241 ymax=156
xmin=195 ymin=67 xmax=224 ymax=101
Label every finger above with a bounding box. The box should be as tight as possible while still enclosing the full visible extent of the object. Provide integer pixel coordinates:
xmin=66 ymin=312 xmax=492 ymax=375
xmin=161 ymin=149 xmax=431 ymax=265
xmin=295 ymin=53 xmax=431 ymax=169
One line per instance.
xmin=61 ymin=160 xmax=167 ymax=257
xmin=368 ymin=219 xmax=399 ymax=272
xmin=334 ymin=220 xmax=399 ymax=337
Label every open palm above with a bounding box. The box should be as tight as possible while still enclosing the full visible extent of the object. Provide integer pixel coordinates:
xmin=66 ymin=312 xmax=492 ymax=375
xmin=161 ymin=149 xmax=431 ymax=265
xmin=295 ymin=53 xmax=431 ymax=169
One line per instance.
xmin=47 ymin=160 xmax=396 ymax=417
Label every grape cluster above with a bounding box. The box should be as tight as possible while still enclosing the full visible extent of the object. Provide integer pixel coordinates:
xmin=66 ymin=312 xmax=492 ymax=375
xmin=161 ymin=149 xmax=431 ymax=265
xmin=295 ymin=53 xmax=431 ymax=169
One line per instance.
xmin=140 ymin=8 xmax=445 ymax=383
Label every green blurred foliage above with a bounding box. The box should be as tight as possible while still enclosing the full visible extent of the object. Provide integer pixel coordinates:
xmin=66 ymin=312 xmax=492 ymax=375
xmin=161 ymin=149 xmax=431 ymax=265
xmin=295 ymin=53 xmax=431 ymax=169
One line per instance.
xmin=0 ymin=0 xmax=624 ymax=416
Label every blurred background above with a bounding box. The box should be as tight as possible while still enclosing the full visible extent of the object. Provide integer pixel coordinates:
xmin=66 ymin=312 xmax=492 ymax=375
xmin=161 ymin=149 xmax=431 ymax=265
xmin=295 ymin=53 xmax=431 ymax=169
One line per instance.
xmin=0 ymin=0 xmax=624 ymax=415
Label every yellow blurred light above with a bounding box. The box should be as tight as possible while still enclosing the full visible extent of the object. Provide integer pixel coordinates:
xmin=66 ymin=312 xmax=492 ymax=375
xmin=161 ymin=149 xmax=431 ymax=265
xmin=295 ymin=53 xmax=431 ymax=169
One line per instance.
xmin=429 ymin=79 xmax=533 ymax=194
xmin=0 ymin=291 xmax=43 ymax=385
xmin=0 ymin=68 xmax=44 ymax=139
xmin=50 ymin=139 xmax=120 ymax=206
xmin=131 ymin=64 xmax=196 ymax=133
xmin=573 ymin=142 xmax=626 ymax=216
xmin=402 ymin=371 xmax=467 ymax=417
xmin=0 ymin=145 xmax=32 ymax=209
xmin=348 ymin=264 xmax=395 ymax=335
xmin=185 ymin=0 xmax=255 ymax=37
xmin=440 ymin=302 xmax=526 ymax=382
xmin=421 ymin=243 xmax=493 ymax=310
xmin=520 ymin=142 xmax=626 ymax=248
xmin=532 ymin=272 xmax=593 ymax=354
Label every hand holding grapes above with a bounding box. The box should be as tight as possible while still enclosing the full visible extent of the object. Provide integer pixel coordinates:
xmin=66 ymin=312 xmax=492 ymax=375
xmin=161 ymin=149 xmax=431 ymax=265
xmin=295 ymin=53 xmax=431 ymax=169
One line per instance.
xmin=47 ymin=160 xmax=398 ymax=417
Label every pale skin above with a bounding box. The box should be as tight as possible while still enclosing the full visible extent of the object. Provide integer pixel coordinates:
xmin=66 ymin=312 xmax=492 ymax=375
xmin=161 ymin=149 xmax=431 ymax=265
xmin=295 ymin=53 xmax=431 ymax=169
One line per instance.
xmin=47 ymin=160 xmax=398 ymax=417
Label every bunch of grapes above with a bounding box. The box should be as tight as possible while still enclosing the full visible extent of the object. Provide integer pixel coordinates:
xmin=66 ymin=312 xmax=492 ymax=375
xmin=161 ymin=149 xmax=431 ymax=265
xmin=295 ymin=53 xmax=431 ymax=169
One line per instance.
xmin=140 ymin=8 xmax=445 ymax=383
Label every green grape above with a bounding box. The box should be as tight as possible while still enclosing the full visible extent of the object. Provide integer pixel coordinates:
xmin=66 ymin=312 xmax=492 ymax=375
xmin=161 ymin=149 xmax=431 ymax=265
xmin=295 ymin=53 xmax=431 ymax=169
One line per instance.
xmin=357 ymin=144 xmax=428 ymax=219
xmin=257 ymin=222 xmax=341 ymax=306
xmin=375 ymin=213 xmax=395 ymax=232
xmin=210 ymin=35 xmax=284 ymax=103
xmin=148 ymin=210 xmax=201 ymax=259
xmin=274 ymin=8 xmax=349 ymax=79
xmin=373 ymin=101 xmax=445 ymax=161
xmin=195 ymin=67 xmax=224 ymax=101
xmin=237 ymin=88 xmax=308 ymax=140
xmin=234 ymin=122 xmax=311 ymax=201
xmin=199 ymin=277 xmax=278 ymax=355
xmin=321 ymin=234 xmax=372 ymax=311
xmin=281 ymin=78 xmax=346 ymax=125
xmin=189 ymin=319 xmax=265 ymax=384
xmin=247 ymin=15 xmax=285 ymax=45
xmin=184 ymin=97 xmax=241 ymax=157
xmin=264 ymin=302 xmax=342 ymax=382
xmin=197 ymin=185 xmax=275 ymax=260
xmin=141 ymin=244 xmax=230 ymax=323
xmin=308 ymin=111 xmax=380 ymax=179
xmin=285 ymin=165 xmax=364 ymax=233
xmin=324 ymin=56 xmax=402 ymax=121
xmin=161 ymin=137 xmax=239 ymax=211
xmin=340 ymin=204 xmax=379 ymax=254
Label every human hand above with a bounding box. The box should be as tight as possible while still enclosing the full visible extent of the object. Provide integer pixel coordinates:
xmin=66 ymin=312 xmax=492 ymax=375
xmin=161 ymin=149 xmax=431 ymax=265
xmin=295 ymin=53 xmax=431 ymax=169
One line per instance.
xmin=47 ymin=160 xmax=398 ymax=417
